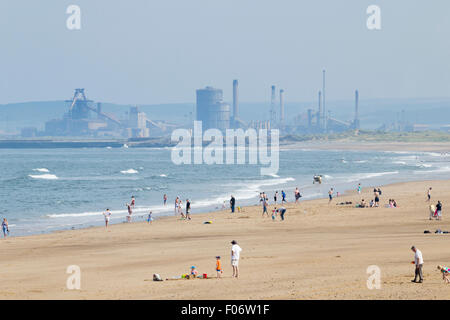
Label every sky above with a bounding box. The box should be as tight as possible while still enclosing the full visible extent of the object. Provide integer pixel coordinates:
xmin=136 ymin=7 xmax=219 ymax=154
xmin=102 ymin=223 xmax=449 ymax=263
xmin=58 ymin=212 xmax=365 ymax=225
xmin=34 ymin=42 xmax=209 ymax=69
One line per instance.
xmin=1 ymin=0 xmax=449 ymax=105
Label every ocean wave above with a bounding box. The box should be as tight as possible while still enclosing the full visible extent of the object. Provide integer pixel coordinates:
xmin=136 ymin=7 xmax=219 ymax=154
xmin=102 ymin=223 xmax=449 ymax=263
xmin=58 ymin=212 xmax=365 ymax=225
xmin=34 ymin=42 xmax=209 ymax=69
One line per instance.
xmin=32 ymin=168 xmax=50 ymax=173
xmin=414 ymin=166 xmax=450 ymax=174
xmin=120 ymin=169 xmax=138 ymax=174
xmin=28 ymin=174 xmax=58 ymax=180
xmin=159 ymin=174 xmax=167 ymax=177
xmin=345 ymin=171 xmax=398 ymax=183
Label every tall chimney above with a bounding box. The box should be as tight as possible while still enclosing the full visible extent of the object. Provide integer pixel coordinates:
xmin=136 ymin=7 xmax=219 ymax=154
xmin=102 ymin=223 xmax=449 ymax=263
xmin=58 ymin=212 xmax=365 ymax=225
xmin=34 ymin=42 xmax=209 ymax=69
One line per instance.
xmin=279 ymin=89 xmax=284 ymax=125
xmin=322 ymin=69 xmax=326 ymax=130
xmin=233 ymin=79 xmax=239 ymax=121
xmin=317 ymin=90 xmax=322 ymax=128
xmin=270 ymin=85 xmax=276 ymax=123
xmin=354 ymin=90 xmax=360 ymax=129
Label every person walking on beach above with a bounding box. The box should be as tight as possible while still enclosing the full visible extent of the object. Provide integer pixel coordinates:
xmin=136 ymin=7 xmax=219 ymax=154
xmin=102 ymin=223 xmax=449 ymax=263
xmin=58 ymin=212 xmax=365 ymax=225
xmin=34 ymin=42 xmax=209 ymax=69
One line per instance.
xmin=174 ymin=197 xmax=179 ymax=215
xmin=2 ymin=218 xmax=9 ymax=237
xmin=126 ymin=203 xmax=132 ymax=222
xmin=186 ymin=199 xmax=191 ymax=220
xmin=178 ymin=199 xmax=185 ymax=219
xmin=328 ymin=188 xmax=334 ymax=203
xmin=230 ymin=195 xmax=236 ymax=213
xmin=163 ymin=194 xmax=167 ymax=206
xmin=427 ymin=188 xmax=432 ymax=202
xmin=274 ymin=191 xmax=278 ymax=205
xmin=262 ymin=197 xmax=269 ymax=217
xmin=231 ymin=240 xmax=242 ymax=278
xmin=357 ymin=183 xmax=361 ymax=194
xmin=411 ymin=246 xmax=424 ymax=283
xmin=281 ymin=190 xmax=286 ymax=204
xmin=103 ymin=209 xmax=111 ymax=228
xmin=436 ymin=201 xmax=442 ymax=220
xmin=294 ymin=188 xmax=301 ymax=204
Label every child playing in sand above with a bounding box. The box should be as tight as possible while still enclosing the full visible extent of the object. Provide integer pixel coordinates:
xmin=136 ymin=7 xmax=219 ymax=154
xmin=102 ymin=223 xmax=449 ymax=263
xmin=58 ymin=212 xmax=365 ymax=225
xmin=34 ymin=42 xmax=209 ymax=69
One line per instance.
xmin=216 ymin=256 xmax=223 ymax=278
xmin=272 ymin=208 xmax=277 ymax=221
xmin=190 ymin=266 xmax=198 ymax=278
xmin=437 ymin=265 xmax=450 ymax=283
xmin=147 ymin=211 xmax=153 ymax=224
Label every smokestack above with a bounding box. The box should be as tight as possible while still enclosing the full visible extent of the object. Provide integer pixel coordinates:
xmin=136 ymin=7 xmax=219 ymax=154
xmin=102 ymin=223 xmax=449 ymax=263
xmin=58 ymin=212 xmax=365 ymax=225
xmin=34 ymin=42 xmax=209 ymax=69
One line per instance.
xmin=354 ymin=90 xmax=360 ymax=129
xmin=318 ymin=90 xmax=322 ymax=128
xmin=233 ymin=80 xmax=239 ymax=121
xmin=270 ymin=85 xmax=276 ymax=123
xmin=322 ymin=69 xmax=326 ymax=130
xmin=279 ymin=89 xmax=284 ymax=124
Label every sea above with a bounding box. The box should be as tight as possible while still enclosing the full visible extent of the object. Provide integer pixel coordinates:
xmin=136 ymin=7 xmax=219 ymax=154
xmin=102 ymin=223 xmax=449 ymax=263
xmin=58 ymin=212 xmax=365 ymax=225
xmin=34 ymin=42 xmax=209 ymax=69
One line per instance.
xmin=1 ymin=146 xmax=450 ymax=236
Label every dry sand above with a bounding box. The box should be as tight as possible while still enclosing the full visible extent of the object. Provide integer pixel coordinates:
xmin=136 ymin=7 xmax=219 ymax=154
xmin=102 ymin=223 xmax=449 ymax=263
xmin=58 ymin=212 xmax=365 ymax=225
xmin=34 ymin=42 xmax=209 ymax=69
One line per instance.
xmin=1 ymin=180 xmax=450 ymax=299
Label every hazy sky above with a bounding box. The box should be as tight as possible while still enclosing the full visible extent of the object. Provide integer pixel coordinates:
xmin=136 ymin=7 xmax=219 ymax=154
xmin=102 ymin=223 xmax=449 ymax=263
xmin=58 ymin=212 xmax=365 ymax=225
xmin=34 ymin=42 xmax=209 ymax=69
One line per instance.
xmin=1 ymin=0 xmax=449 ymax=105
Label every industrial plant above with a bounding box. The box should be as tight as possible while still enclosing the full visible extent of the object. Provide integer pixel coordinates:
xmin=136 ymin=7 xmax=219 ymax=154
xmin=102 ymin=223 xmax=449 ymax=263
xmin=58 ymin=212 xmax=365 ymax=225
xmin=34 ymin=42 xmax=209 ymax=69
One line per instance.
xmin=43 ymin=89 xmax=175 ymax=138
xmin=195 ymin=70 xmax=361 ymax=135
xmin=20 ymin=70 xmax=362 ymax=139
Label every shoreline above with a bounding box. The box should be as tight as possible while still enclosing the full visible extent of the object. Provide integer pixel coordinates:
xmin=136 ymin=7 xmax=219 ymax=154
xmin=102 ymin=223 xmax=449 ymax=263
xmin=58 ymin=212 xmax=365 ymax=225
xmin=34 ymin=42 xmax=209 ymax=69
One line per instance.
xmin=11 ymin=175 xmax=440 ymax=238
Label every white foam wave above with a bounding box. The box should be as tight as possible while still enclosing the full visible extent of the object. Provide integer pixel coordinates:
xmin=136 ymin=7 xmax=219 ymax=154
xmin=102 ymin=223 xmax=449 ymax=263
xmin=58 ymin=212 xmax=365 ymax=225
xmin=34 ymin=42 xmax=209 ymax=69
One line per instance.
xmin=121 ymin=169 xmax=138 ymax=174
xmin=33 ymin=168 xmax=50 ymax=173
xmin=345 ymin=171 xmax=398 ymax=183
xmin=29 ymin=174 xmax=58 ymax=180
xmin=159 ymin=174 xmax=167 ymax=177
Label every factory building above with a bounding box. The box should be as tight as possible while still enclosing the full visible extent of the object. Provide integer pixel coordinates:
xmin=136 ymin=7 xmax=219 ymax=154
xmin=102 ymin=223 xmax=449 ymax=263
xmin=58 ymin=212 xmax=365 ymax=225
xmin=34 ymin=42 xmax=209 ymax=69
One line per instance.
xmin=43 ymin=89 xmax=153 ymax=138
xmin=196 ymin=86 xmax=231 ymax=131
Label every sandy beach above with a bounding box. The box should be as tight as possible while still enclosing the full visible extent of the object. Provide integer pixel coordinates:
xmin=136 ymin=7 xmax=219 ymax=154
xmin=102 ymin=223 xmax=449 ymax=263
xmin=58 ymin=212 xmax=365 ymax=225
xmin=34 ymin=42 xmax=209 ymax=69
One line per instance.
xmin=1 ymin=179 xmax=450 ymax=300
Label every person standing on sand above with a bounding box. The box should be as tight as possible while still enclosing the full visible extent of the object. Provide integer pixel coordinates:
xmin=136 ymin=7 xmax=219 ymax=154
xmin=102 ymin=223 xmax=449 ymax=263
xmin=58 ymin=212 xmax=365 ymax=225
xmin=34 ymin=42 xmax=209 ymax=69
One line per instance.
xmin=2 ymin=218 xmax=9 ymax=237
xmin=436 ymin=201 xmax=442 ymax=220
xmin=411 ymin=246 xmax=424 ymax=283
xmin=126 ymin=203 xmax=132 ymax=222
xmin=328 ymin=188 xmax=334 ymax=203
xmin=163 ymin=194 xmax=167 ymax=206
xmin=103 ymin=209 xmax=111 ymax=228
xmin=216 ymin=256 xmax=223 ymax=278
xmin=262 ymin=197 xmax=269 ymax=217
xmin=294 ymin=188 xmax=301 ymax=204
xmin=274 ymin=191 xmax=278 ymax=205
xmin=174 ymin=197 xmax=179 ymax=216
xmin=230 ymin=195 xmax=235 ymax=213
xmin=281 ymin=190 xmax=286 ymax=204
xmin=231 ymin=240 xmax=242 ymax=278
xmin=186 ymin=199 xmax=191 ymax=220
xmin=357 ymin=183 xmax=361 ymax=194
xmin=427 ymin=188 xmax=432 ymax=202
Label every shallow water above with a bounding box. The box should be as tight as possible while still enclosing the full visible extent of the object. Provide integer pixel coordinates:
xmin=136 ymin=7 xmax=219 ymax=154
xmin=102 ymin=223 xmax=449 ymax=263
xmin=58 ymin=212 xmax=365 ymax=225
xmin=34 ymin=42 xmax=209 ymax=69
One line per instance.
xmin=1 ymin=147 xmax=449 ymax=236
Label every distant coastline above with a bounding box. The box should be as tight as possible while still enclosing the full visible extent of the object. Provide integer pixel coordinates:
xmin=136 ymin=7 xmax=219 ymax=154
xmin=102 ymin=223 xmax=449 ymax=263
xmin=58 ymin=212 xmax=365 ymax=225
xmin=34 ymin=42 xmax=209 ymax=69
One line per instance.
xmin=2 ymin=131 xmax=450 ymax=151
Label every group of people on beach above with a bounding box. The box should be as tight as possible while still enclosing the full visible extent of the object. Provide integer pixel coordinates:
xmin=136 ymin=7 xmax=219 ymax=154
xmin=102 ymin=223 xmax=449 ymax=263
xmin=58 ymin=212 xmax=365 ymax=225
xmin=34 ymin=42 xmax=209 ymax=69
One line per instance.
xmin=174 ymin=197 xmax=191 ymax=220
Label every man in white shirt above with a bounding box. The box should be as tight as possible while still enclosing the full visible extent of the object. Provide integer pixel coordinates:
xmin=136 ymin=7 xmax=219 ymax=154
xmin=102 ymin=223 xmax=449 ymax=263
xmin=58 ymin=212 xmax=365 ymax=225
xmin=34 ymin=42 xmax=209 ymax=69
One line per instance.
xmin=411 ymin=246 xmax=424 ymax=283
xmin=231 ymin=240 xmax=242 ymax=278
